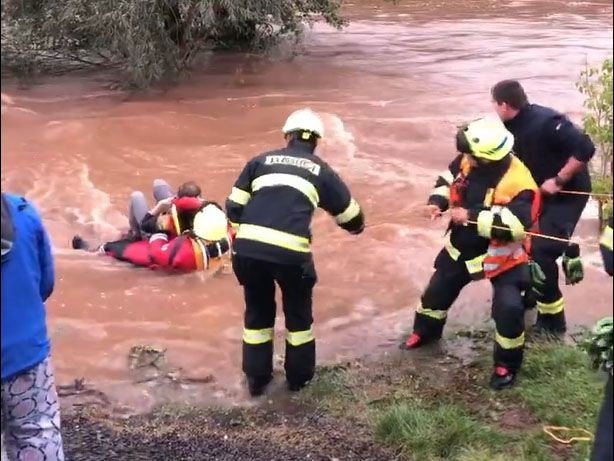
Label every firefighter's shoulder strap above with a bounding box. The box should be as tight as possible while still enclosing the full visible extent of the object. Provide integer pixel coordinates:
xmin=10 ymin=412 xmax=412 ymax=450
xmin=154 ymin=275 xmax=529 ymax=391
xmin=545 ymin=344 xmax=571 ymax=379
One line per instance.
xmin=493 ymin=155 xmax=538 ymax=205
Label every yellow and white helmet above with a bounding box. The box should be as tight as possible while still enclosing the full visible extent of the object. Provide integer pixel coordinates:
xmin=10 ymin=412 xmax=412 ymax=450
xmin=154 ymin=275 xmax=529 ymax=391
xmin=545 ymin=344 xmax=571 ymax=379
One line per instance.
xmin=282 ymin=108 xmax=324 ymax=138
xmin=457 ymin=117 xmax=514 ymax=161
xmin=192 ymin=204 xmax=228 ymax=241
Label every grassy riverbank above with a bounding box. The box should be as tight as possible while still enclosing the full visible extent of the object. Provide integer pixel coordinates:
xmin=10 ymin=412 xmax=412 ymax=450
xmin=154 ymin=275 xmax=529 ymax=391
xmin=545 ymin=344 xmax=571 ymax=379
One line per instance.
xmin=61 ymin=335 xmax=604 ymax=461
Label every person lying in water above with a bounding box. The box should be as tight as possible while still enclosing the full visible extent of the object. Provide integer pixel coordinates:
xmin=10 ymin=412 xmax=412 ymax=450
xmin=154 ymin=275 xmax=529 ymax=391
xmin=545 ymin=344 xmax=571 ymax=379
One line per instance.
xmin=72 ymin=179 xmax=234 ymax=272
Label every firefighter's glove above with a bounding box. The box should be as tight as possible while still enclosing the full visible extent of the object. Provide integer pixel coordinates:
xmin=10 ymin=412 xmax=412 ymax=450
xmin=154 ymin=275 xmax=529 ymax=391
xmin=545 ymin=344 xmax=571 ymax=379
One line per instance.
xmin=528 ymin=260 xmax=546 ymax=296
xmin=562 ymin=243 xmax=584 ymax=286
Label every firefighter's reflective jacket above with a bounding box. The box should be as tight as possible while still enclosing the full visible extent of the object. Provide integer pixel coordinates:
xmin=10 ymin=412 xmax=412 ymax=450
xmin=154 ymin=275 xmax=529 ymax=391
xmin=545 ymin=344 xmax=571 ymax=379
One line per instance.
xmin=429 ymin=153 xmax=540 ymax=279
xmin=226 ymin=143 xmax=364 ymax=265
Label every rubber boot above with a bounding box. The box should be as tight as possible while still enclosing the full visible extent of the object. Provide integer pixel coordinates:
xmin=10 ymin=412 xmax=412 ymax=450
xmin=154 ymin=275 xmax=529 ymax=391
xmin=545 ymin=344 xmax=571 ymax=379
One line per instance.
xmin=246 ymin=374 xmax=272 ymax=397
xmin=490 ymin=366 xmax=516 ymax=390
xmin=400 ymin=333 xmax=423 ymax=350
xmin=534 ymin=312 xmax=567 ymax=338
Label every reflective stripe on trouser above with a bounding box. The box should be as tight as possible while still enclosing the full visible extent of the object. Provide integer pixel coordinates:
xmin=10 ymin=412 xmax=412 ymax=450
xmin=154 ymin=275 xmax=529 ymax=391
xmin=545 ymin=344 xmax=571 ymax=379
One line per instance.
xmin=445 ymin=242 xmax=485 ymax=280
xmin=533 ymin=248 xmax=567 ymax=331
xmin=491 ymin=265 xmax=526 ymax=372
xmin=537 ymin=297 xmax=565 ymax=315
xmin=413 ymin=261 xmax=472 ymax=341
xmin=237 ymin=258 xmax=277 ymax=379
xmin=234 ymin=253 xmax=316 ymax=385
xmin=530 ymin=196 xmax=586 ymax=332
xmin=285 ymin=329 xmax=316 ymax=386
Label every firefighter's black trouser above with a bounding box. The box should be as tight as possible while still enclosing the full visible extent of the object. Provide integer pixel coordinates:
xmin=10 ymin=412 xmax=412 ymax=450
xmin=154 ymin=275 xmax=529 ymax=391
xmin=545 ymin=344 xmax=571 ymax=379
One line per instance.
xmin=413 ymin=250 xmax=529 ymax=371
xmin=591 ymin=375 xmax=613 ymax=461
xmin=531 ymin=194 xmax=588 ymax=331
xmin=232 ymin=253 xmax=317 ymax=387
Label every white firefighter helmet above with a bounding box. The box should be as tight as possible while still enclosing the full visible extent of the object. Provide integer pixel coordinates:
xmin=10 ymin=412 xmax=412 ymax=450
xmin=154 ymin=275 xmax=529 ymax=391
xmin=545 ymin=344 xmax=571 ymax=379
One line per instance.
xmin=282 ymin=108 xmax=324 ymax=138
xmin=192 ymin=204 xmax=228 ymax=241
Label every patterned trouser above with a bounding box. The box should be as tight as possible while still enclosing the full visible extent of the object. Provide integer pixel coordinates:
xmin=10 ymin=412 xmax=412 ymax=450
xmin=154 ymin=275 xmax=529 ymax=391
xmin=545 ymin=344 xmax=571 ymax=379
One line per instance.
xmin=1 ymin=357 xmax=64 ymax=461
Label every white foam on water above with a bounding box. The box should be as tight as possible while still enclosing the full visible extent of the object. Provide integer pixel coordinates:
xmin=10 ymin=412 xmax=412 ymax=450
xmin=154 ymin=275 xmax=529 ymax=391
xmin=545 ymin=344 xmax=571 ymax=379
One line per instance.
xmin=320 ymin=112 xmax=437 ymax=185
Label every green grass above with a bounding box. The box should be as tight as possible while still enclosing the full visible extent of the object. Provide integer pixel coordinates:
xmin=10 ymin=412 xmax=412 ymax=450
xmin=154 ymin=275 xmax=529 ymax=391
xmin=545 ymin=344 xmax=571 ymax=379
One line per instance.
xmin=510 ymin=342 xmax=605 ymax=461
xmin=514 ymin=342 xmax=603 ymax=428
xmin=303 ymin=341 xmax=606 ymax=460
xmin=374 ymin=401 xmax=505 ymax=461
xmin=299 ymin=364 xmax=359 ymax=413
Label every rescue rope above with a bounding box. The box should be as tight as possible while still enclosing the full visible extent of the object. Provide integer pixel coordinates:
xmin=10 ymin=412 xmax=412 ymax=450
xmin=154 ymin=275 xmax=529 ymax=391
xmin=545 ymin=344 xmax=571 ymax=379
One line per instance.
xmin=367 ymin=206 xmax=604 ymax=246
xmin=464 ymin=220 xmax=574 ymax=244
xmin=559 ymin=190 xmax=613 ymax=199
xmin=542 ymin=426 xmax=593 ymax=444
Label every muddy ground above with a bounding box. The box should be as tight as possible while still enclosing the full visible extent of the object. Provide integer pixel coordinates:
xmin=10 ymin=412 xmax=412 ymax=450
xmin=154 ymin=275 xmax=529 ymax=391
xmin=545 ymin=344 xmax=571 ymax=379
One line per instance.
xmin=9 ymin=329 xmax=598 ymax=461
xmin=57 ymin=334 xmax=493 ymax=461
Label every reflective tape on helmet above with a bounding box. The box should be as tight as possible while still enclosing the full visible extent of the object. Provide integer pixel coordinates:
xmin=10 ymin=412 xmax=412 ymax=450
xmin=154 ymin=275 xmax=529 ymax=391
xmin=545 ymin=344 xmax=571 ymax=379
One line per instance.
xmin=432 ymin=185 xmax=450 ymax=199
xmin=286 ymin=329 xmax=314 ymax=346
xmin=477 ymin=210 xmax=494 ymax=239
xmin=495 ymin=330 xmax=525 ymax=349
xmin=499 ymin=207 xmax=526 ymax=241
xmin=252 ymin=173 xmax=319 ymax=208
xmin=243 ymin=328 xmax=274 ymax=345
xmin=416 ymin=303 xmax=448 ymax=320
xmin=601 ymin=225 xmax=613 ymax=251
xmin=236 ymin=224 xmax=310 ymax=253
xmin=335 ymin=199 xmax=361 ymax=225
xmin=537 ymin=298 xmax=565 ymax=315
xmin=228 ymin=187 xmax=251 ymax=206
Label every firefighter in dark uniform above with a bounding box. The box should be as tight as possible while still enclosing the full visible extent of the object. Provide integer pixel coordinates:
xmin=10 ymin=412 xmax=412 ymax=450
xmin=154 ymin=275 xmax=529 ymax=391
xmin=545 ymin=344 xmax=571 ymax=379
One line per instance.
xmin=491 ymin=80 xmax=596 ymax=335
xmin=225 ymin=108 xmax=365 ymax=396
xmin=591 ymin=217 xmax=613 ymax=461
xmin=401 ymin=117 xmax=541 ymax=390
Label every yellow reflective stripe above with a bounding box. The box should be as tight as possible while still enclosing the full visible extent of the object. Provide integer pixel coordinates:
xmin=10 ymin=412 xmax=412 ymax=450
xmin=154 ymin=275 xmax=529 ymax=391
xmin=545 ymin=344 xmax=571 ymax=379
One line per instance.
xmin=416 ymin=303 xmax=447 ymax=320
xmin=465 ymin=254 xmax=485 ymax=275
xmin=477 ymin=210 xmax=494 ymax=239
xmin=236 ymin=224 xmax=310 ymax=253
xmin=601 ymin=225 xmax=613 ymax=251
xmin=229 ymin=221 xmax=240 ymax=231
xmin=228 ymin=187 xmax=251 ymax=206
xmin=252 ymin=173 xmax=319 ymax=208
xmin=440 ymin=170 xmax=455 ymax=185
xmin=286 ymin=329 xmax=314 ymax=346
xmin=432 ymin=185 xmax=450 ymax=199
xmin=495 ymin=330 xmax=525 ymax=349
xmin=243 ymin=328 xmax=273 ymax=345
xmin=171 ymin=204 xmax=181 ymax=234
xmin=335 ymin=198 xmax=361 ymax=224
xmin=537 ymin=298 xmax=565 ymax=315
xmin=499 ymin=208 xmax=526 ymax=241
xmin=446 ymin=242 xmax=461 ymax=261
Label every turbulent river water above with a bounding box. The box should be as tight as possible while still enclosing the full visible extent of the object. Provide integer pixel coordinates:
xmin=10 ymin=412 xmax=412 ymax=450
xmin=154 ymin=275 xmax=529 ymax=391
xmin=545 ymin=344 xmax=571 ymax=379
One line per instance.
xmin=1 ymin=0 xmax=612 ymax=411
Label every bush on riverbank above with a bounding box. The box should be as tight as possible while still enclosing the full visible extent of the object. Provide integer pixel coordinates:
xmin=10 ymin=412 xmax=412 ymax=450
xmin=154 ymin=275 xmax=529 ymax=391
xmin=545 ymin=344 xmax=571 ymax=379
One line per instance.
xmin=577 ymin=57 xmax=613 ymax=224
xmin=0 ymin=0 xmax=345 ymax=88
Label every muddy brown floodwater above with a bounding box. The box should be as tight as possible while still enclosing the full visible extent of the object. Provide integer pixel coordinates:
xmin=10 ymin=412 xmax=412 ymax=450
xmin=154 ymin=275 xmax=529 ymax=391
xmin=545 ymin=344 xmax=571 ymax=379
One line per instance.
xmin=1 ymin=0 xmax=613 ymax=412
